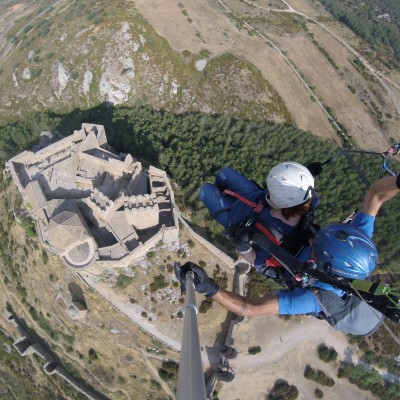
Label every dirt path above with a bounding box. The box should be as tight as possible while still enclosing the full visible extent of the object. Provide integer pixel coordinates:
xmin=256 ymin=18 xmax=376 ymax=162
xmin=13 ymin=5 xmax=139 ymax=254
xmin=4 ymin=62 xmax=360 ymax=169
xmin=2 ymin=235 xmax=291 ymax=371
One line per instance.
xmin=0 ymin=0 xmax=67 ymax=65
xmin=227 ymin=0 xmax=400 ymax=149
xmin=133 ymin=0 xmax=337 ymax=142
xmin=133 ymin=0 xmax=400 ymax=151
xmin=217 ymin=0 xmax=344 ymax=136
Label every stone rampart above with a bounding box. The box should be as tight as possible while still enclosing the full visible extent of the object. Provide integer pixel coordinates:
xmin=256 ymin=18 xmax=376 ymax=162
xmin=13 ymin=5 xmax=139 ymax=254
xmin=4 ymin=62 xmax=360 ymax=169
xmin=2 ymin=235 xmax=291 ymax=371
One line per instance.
xmin=177 ymin=214 xmax=235 ymax=268
xmin=76 ymin=274 xmax=180 ymax=351
xmin=5 ymin=309 xmax=105 ymax=400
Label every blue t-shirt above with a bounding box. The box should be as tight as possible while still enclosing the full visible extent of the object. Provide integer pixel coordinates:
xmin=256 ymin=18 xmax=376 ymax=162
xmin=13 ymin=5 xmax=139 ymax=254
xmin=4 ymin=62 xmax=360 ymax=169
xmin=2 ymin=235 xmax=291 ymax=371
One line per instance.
xmin=278 ymin=212 xmax=376 ymax=315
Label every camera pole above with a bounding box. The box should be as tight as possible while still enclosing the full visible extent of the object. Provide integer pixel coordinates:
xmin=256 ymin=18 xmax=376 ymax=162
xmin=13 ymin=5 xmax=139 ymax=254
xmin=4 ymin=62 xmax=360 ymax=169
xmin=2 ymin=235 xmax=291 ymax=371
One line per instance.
xmin=176 ymin=271 xmax=207 ymax=400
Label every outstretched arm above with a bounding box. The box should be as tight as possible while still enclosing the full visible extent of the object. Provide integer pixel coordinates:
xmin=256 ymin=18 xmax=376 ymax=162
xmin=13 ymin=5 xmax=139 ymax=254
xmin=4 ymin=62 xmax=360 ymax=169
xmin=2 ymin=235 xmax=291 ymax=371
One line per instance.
xmin=213 ymin=288 xmax=279 ymax=316
xmin=175 ymin=262 xmax=279 ymax=316
xmin=361 ymin=175 xmax=400 ymax=217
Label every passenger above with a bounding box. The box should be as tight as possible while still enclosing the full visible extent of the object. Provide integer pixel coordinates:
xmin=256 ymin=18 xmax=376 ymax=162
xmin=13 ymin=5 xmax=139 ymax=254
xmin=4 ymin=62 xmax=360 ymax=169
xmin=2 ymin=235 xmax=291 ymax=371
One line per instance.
xmin=199 ymin=163 xmax=318 ymax=279
xmin=176 ymin=174 xmax=400 ymax=335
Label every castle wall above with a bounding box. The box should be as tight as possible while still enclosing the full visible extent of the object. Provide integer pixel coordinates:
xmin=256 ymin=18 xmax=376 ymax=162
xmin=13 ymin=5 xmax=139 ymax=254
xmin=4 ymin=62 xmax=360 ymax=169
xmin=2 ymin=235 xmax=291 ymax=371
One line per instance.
xmin=6 ymin=309 xmax=104 ymax=400
xmin=7 ymin=123 xmax=180 ymax=272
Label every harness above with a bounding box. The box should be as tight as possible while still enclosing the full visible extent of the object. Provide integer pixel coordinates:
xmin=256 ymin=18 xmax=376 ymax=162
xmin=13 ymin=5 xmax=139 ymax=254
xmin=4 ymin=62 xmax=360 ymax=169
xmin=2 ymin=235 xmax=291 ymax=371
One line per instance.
xmin=312 ymin=288 xmax=384 ymax=335
xmin=223 ymin=189 xmax=317 ymax=267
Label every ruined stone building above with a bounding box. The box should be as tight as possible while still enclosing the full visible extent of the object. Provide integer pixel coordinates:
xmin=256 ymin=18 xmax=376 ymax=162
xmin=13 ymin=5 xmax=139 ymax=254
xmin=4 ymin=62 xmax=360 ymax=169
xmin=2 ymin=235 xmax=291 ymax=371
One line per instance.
xmin=6 ymin=123 xmax=179 ymax=272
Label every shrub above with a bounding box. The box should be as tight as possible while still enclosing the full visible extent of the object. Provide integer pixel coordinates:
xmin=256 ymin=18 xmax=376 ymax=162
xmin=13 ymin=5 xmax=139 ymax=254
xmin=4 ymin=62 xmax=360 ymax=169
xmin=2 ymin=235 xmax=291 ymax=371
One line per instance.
xmin=115 ymin=273 xmax=134 ymax=289
xmin=317 ymin=343 xmax=338 ymax=363
xmin=213 ymin=269 xmax=228 ymax=290
xmin=267 ymin=379 xmax=298 ymax=400
xmin=149 ymin=274 xmax=168 ymax=292
xmin=88 ymin=348 xmax=98 ymax=361
xmin=304 ymin=365 xmax=335 ymax=386
xmin=248 ymin=345 xmax=261 ymax=355
xmin=150 ymin=379 xmax=161 ymax=390
xmin=70 ymin=71 xmax=79 ymax=80
xmin=147 ymin=251 xmax=156 ymax=259
xmin=20 ymin=217 xmax=36 ymax=237
xmin=141 ymin=311 xmax=148 ymax=318
xmin=158 ymin=361 xmax=179 ymax=383
xmin=187 ymin=239 xmax=195 ymax=248
xmin=199 ymin=260 xmax=206 ymax=267
xmin=24 ymin=25 xmax=33 ymax=34
xmin=314 ymin=388 xmax=323 ymax=398
xmin=199 ymin=298 xmax=213 ymax=313
xmin=31 ymin=67 xmax=42 ymax=78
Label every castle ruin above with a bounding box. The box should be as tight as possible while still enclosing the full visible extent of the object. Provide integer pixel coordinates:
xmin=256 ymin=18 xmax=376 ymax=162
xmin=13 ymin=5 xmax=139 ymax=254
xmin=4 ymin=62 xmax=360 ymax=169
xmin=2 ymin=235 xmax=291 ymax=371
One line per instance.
xmin=5 ymin=123 xmax=179 ymax=272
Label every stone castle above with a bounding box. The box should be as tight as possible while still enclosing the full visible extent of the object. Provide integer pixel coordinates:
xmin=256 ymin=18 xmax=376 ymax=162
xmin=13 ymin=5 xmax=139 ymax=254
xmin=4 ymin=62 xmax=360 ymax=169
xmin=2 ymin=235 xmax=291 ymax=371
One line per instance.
xmin=6 ymin=123 xmax=179 ymax=272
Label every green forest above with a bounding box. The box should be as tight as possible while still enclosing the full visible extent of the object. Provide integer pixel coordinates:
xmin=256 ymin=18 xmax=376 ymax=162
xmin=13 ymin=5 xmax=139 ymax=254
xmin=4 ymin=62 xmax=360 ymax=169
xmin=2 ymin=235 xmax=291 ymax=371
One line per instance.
xmin=0 ymin=104 xmax=399 ymax=269
xmin=319 ymin=0 xmax=400 ymax=68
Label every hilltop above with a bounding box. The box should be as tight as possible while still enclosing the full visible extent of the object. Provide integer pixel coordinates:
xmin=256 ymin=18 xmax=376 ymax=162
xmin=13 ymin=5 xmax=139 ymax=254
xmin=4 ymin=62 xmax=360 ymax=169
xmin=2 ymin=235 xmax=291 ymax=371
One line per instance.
xmin=0 ymin=0 xmax=399 ymax=150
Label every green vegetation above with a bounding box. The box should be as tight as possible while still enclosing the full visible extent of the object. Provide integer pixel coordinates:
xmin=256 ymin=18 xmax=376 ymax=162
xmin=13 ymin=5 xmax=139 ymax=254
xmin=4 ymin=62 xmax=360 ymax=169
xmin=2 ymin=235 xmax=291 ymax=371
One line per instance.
xmin=199 ymin=298 xmax=213 ymax=313
xmin=213 ymin=264 xmax=228 ymax=290
xmin=304 ymin=365 xmax=335 ymax=386
xmin=338 ymin=361 xmax=400 ymax=399
xmin=349 ymin=330 xmax=400 ymax=375
xmin=20 ymin=217 xmax=36 ymax=238
xmin=246 ymin=270 xmax=281 ymax=298
xmin=88 ymin=348 xmax=98 ymax=361
xmin=267 ymin=379 xmax=299 ymax=400
xmin=244 ymin=13 xmax=307 ymax=36
xmin=0 ymin=330 xmax=86 ymax=400
xmin=319 ymin=0 xmax=400 ymax=69
xmin=115 ymin=272 xmax=134 ymax=289
xmin=314 ymin=388 xmax=324 ymax=399
xmin=158 ymin=360 xmax=178 ymax=392
xmin=28 ymin=305 xmax=59 ymax=340
xmin=0 ymin=105 xmax=398 ymax=269
xmin=310 ymin=36 xmax=339 ymax=70
xmin=317 ymin=343 xmax=338 ymax=363
xmin=149 ymin=274 xmax=169 ymax=292
xmin=146 ymin=251 xmax=156 ymax=259
xmin=31 ymin=67 xmax=43 ymax=78
xmin=248 ymin=345 xmax=262 ymax=355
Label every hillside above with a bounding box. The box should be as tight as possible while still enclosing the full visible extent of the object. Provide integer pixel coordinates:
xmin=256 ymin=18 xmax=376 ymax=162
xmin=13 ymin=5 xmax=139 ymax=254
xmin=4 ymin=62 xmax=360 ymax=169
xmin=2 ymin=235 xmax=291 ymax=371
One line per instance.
xmin=0 ymin=0 xmax=399 ymax=150
xmin=1 ymin=1 xmax=400 ymax=399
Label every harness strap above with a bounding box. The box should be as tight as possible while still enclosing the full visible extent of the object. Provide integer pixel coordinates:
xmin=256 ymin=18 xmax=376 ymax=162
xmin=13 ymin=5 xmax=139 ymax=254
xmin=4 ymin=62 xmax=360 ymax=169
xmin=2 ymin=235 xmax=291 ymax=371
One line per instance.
xmin=254 ymin=221 xmax=282 ymax=267
xmin=223 ymin=189 xmax=283 ymax=267
xmin=223 ymin=189 xmax=264 ymax=213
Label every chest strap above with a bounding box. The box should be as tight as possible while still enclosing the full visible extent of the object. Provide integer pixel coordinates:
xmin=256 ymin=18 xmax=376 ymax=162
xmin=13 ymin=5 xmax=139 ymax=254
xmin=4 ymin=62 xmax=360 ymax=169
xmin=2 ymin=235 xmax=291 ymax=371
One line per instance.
xmin=223 ymin=189 xmax=283 ymax=266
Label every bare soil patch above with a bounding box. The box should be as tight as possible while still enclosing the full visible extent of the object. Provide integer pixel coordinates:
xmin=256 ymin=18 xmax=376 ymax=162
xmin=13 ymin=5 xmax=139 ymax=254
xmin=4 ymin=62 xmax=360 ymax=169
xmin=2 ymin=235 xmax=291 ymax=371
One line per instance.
xmin=218 ymin=315 xmax=378 ymax=399
xmin=272 ymin=31 xmax=391 ymax=150
xmin=133 ymin=0 xmax=337 ymax=142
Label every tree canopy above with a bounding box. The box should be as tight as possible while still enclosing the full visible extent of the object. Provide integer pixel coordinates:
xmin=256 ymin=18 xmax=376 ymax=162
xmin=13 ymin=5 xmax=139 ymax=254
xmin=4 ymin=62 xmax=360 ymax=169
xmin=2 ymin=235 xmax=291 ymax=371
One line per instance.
xmin=0 ymin=104 xmax=399 ymax=268
xmin=319 ymin=0 xmax=400 ymax=69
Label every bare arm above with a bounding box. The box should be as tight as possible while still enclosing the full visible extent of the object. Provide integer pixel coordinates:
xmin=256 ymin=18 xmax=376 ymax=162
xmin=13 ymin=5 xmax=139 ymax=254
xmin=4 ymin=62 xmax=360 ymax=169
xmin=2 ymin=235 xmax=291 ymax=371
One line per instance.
xmin=212 ymin=288 xmax=279 ymax=316
xmin=361 ymin=176 xmax=400 ymax=217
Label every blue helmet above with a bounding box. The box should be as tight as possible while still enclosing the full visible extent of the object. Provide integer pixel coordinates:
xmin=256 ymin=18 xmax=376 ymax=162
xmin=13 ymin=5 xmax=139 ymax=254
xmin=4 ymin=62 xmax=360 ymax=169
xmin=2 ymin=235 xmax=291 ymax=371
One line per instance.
xmin=312 ymin=223 xmax=378 ymax=279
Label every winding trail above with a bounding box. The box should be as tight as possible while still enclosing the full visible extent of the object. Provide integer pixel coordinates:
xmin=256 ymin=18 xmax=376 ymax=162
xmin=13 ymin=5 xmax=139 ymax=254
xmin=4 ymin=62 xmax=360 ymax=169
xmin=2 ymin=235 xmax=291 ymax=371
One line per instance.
xmin=217 ymin=0 xmax=344 ymax=135
xmin=232 ymin=0 xmax=400 ymax=116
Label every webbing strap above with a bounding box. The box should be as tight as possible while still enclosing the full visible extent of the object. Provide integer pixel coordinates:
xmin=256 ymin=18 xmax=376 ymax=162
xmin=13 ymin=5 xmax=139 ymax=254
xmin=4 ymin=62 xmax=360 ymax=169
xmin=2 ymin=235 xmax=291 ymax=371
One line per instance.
xmin=255 ymin=222 xmax=281 ymax=245
xmin=223 ymin=189 xmax=264 ymax=213
xmin=223 ymin=189 xmax=283 ymax=266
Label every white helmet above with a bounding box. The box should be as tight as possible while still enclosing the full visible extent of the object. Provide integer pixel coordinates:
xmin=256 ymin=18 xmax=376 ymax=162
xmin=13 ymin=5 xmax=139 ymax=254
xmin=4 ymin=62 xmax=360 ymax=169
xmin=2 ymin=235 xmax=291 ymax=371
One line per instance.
xmin=266 ymin=161 xmax=314 ymax=209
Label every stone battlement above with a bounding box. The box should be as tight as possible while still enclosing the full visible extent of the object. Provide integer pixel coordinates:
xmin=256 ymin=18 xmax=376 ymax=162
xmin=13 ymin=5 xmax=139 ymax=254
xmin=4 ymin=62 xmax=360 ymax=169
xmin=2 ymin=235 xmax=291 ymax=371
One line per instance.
xmin=6 ymin=123 xmax=179 ymax=271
